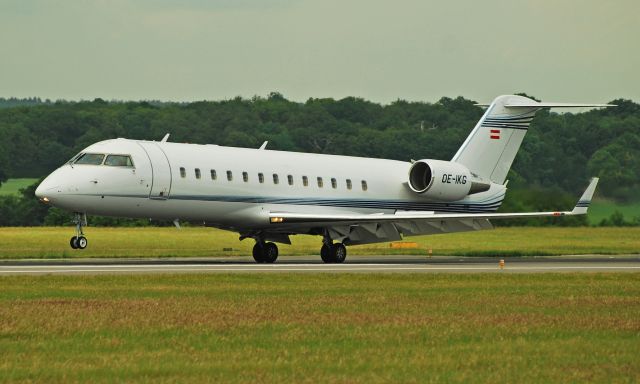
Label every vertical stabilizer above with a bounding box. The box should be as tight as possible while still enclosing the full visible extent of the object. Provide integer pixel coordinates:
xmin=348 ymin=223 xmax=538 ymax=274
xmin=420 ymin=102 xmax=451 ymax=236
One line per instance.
xmin=452 ymin=96 xmax=612 ymax=184
xmin=452 ymin=95 xmax=538 ymax=184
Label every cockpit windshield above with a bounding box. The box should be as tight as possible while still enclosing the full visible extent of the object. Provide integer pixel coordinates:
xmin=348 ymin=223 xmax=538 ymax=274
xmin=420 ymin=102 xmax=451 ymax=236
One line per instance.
xmin=71 ymin=153 xmax=134 ymax=167
xmin=74 ymin=153 xmax=105 ymax=165
xmin=105 ymin=154 xmax=134 ymax=167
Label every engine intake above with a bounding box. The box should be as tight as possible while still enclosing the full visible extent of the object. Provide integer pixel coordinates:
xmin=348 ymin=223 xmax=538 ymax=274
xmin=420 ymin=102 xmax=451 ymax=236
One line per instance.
xmin=408 ymin=159 xmax=490 ymax=201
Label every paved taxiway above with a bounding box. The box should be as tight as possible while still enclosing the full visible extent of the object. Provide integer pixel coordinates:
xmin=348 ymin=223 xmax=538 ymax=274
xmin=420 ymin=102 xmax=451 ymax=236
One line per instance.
xmin=1 ymin=255 xmax=639 ymax=275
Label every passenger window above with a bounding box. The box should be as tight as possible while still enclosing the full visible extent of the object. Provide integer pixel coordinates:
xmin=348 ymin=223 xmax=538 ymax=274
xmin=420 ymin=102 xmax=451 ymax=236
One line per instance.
xmin=104 ymin=154 xmax=133 ymax=167
xmin=361 ymin=180 xmax=368 ymax=191
xmin=211 ymin=169 xmax=217 ymax=180
xmin=227 ymin=170 xmax=233 ymax=181
xmin=273 ymin=174 xmax=279 ymax=185
xmin=331 ymin=178 xmax=337 ymax=189
xmin=346 ymin=179 xmax=352 ymax=190
xmin=287 ymin=175 xmax=293 ymax=186
xmin=317 ymin=177 xmax=323 ymax=188
xmin=302 ymin=176 xmax=308 ymax=187
xmin=258 ymin=173 xmax=264 ymax=183
xmin=243 ymin=171 xmax=249 ymax=182
xmin=75 ymin=153 xmax=105 ymax=165
xmin=195 ymin=168 xmax=201 ymax=179
xmin=180 ymin=167 xmax=186 ymax=178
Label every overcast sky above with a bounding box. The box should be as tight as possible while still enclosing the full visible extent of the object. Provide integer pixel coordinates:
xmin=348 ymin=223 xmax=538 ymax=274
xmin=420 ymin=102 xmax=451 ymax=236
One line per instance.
xmin=1 ymin=0 xmax=638 ymax=104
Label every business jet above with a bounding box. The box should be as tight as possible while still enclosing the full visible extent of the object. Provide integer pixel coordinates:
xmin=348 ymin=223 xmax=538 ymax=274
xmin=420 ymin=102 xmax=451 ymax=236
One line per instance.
xmin=35 ymin=95 xmax=608 ymax=263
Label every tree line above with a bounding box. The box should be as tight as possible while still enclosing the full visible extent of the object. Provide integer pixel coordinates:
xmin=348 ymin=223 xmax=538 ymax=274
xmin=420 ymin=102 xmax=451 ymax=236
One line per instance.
xmin=0 ymin=93 xmax=638 ymax=226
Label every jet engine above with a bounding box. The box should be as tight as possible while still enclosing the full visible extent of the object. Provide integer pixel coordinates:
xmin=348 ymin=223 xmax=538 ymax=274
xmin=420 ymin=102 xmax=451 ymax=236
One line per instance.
xmin=408 ymin=159 xmax=491 ymax=201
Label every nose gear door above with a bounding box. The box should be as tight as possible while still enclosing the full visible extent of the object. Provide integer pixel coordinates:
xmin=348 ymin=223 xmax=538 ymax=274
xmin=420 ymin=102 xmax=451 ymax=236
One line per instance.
xmin=137 ymin=142 xmax=172 ymax=199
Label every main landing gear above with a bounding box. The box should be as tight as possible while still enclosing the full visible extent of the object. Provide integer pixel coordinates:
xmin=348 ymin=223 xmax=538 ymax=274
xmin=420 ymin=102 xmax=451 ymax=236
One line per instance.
xmin=320 ymin=241 xmax=347 ymax=263
xmin=70 ymin=213 xmax=88 ymax=250
xmin=248 ymin=233 xmax=347 ymax=264
xmin=253 ymin=241 xmax=279 ymax=263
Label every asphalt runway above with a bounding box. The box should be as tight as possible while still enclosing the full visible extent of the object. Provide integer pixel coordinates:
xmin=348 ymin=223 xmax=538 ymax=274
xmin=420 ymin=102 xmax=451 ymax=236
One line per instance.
xmin=1 ymin=255 xmax=639 ymax=275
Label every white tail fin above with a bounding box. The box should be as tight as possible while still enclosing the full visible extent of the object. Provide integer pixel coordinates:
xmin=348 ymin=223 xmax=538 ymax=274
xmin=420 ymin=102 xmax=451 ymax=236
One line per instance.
xmin=452 ymin=95 xmax=612 ymax=184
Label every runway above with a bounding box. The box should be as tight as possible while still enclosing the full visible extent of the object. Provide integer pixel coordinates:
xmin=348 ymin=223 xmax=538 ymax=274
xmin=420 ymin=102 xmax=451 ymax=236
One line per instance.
xmin=1 ymin=255 xmax=639 ymax=275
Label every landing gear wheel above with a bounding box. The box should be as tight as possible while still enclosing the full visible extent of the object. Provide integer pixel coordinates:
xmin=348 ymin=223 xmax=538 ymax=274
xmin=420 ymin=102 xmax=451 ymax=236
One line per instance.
xmin=332 ymin=243 xmax=347 ymax=263
xmin=70 ymin=236 xmax=78 ymax=249
xmin=253 ymin=243 xmax=265 ymax=263
xmin=320 ymin=244 xmax=333 ymax=263
xmin=76 ymin=236 xmax=88 ymax=250
xmin=252 ymin=242 xmax=279 ymax=263
xmin=263 ymin=242 xmax=278 ymax=263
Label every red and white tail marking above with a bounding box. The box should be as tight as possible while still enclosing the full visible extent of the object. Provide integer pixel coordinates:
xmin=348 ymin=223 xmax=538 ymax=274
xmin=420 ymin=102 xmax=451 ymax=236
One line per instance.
xmin=490 ymin=129 xmax=500 ymax=140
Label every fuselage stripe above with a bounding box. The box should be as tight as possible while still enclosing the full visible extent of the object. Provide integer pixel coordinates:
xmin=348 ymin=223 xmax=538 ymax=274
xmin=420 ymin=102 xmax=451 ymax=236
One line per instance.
xmin=77 ymin=193 xmax=505 ymax=213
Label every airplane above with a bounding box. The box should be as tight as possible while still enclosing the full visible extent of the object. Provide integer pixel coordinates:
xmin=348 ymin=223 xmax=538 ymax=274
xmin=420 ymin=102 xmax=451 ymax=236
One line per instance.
xmin=35 ymin=95 xmax=609 ymax=263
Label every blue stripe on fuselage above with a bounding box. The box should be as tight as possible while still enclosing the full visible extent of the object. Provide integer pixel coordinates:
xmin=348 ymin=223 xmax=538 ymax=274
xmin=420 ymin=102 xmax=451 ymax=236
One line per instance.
xmin=80 ymin=193 xmax=506 ymax=213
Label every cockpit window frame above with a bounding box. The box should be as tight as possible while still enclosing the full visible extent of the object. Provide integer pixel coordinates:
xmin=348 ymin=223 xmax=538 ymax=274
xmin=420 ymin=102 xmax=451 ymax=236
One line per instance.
xmin=67 ymin=152 xmax=84 ymax=164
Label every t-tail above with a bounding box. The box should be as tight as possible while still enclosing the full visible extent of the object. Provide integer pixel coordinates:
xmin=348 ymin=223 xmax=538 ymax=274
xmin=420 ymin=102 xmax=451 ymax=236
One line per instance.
xmin=452 ymin=95 xmax=612 ymax=184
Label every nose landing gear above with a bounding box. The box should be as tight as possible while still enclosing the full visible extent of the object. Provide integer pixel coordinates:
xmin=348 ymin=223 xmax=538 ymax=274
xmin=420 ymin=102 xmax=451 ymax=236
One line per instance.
xmin=70 ymin=213 xmax=88 ymax=250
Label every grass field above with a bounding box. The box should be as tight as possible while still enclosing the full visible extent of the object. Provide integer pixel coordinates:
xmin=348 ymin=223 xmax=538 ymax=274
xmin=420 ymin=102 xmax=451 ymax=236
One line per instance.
xmin=0 ymin=226 xmax=639 ymax=259
xmin=588 ymin=198 xmax=640 ymax=225
xmin=0 ymin=178 xmax=38 ymax=196
xmin=0 ymin=273 xmax=638 ymax=383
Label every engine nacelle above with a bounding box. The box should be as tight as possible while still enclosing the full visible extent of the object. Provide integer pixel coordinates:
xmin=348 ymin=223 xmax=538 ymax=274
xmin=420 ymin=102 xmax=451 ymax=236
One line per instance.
xmin=408 ymin=159 xmax=489 ymax=201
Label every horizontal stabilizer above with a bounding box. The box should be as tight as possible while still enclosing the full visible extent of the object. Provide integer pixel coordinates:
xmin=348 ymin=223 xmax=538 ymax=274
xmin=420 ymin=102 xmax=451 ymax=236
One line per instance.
xmin=475 ymin=102 xmax=615 ymax=108
xmin=504 ymin=102 xmax=615 ymax=108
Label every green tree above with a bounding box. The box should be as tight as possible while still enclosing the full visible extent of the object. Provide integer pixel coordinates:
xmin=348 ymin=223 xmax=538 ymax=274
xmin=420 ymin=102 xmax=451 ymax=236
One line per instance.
xmin=587 ymin=133 xmax=640 ymax=200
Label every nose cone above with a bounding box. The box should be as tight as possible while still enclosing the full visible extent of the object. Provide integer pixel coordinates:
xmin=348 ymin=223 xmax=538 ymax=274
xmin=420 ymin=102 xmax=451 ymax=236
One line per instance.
xmin=35 ymin=173 xmax=61 ymax=200
xmin=35 ymin=183 xmax=43 ymax=199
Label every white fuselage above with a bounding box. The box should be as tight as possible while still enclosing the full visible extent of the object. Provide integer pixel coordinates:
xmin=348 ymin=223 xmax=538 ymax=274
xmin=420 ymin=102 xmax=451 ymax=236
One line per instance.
xmin=36 ymin=138 xmax=506 ymax=234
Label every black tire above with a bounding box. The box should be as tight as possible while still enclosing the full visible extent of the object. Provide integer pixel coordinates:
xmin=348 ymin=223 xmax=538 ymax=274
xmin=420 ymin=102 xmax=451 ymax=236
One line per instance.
xmin=70 ymin=236 xmax=78 ymax=249
xmin=332 ymin=243 xmax=347 ymax=263
xmin=252 ymin=243 xmax=265 ymax=263
xmin=263 ymin=242 xmax=278 ymax=263
xmin=77 ymin=236 xmax=88 ymax=250
xmin=320 ymin=244 xmax=333 ymax=263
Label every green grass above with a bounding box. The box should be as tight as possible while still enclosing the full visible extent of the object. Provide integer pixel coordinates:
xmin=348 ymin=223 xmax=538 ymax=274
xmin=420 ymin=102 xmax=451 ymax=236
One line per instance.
xmin=589 ymin=198 xmax=640 ymax=224
xmin=0 ymin=178 xmax=38 ymax=196
xmin=0 ymin=273 xmax=638 ymax=383
xmin=1 ymin=226 xmax=639 ymax=259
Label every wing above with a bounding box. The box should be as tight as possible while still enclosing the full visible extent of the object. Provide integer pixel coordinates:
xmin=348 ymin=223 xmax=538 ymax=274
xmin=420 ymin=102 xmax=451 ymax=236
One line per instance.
xmin=268 ymin=178 xmax=599 ymax=245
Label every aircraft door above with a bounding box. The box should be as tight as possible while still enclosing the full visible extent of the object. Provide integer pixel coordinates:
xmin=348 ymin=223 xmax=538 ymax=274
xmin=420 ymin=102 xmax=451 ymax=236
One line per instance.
xmin=138 ymin=142 xmax=172 ymax=199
